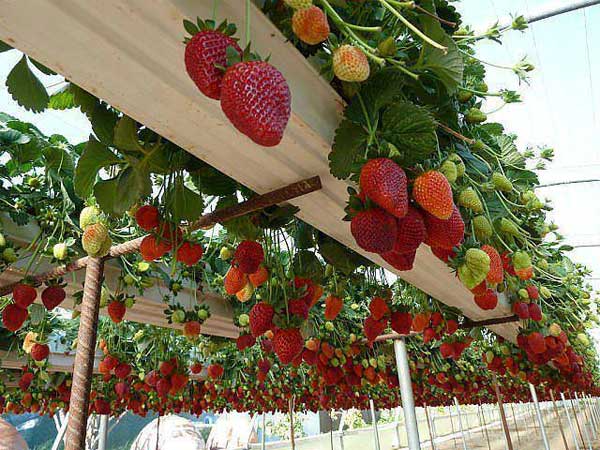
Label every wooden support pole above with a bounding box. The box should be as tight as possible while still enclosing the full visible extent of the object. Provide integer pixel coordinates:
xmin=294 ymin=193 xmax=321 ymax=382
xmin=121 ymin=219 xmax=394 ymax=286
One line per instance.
xmin=550 ymin=389 xmax=570 ymax=450
xmin=64 ymin=257 xmax=105 ymax=450
xmin=492 ymin=375 xmax=513 ymax=450
xmin=0 ymin=176 xmax=322 ymax=296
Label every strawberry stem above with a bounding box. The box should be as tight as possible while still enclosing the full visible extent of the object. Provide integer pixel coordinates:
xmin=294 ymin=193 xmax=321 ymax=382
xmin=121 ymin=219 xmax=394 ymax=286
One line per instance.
xmin=244 ymin=0 xmax=251 ymax=49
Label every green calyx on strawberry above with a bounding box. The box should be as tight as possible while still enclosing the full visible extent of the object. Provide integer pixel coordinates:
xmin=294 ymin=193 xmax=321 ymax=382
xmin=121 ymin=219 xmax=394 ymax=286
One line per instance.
xmin=183 ymin=18 xmax=241 ymax=100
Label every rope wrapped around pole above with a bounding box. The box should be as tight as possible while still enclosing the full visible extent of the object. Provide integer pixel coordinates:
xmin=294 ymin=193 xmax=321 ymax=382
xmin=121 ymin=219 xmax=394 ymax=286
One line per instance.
xmin=64 ymin=257 xmax=105 ymax=450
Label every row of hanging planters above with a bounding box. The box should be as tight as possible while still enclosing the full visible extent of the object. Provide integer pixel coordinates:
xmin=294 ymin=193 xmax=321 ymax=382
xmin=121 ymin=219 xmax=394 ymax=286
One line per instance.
xmin=0 ymin=0 xmax=598 ymax=417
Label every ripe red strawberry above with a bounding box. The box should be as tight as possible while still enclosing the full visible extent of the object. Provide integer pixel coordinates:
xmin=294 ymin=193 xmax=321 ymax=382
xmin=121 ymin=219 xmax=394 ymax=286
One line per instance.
xmin=364 ymin=316 xmax=387 ymax=344
xmin=446 ymin=319 xmax=459 ymax=335
xmin=114 ymin=362 xmax=132 ymax=379
xmin=107 ymin=300 xmax=126 ymax=323
xmin=249 ymin=302 xmax=274 ymax=337
xmin=470 ymin=280 xmax=488 ymax=296
xmin=289 ymin=298 xmax=309 ymax=320
xmin=224 ymin=266 xmax=248 ymax=295
xmin=381 ymin=250 xmax=416 ymax=271
xmin=233 ymin=241 xmax=264 ymax=274
xmin=160 ymin=359 xmax=176 ymax=377
xmin=412 ymin=171 xmax=454 ymax=220
xmin=528 ymin=332 xmax=546 ymax=354
xmin=513 ymin=302 xmax=530 ymax=319
xmin=324 ymin=295 xmax=343 ymax=320
xmin=369 ymin=297 xmax=389 ymax=321
xmin=2 ymin=304 xmax=28 ymax=331
xmin=30 ymin=343 xmax=49 ymax=361
xmin=359 ymin=158 xmax=408 ymax=219
xmin=183 ymin=320 xmax=201 ymax=338
xmin=94 ymin=398 xmax=111 ymax=415
xmin=474 ymin=289 xmax=497 ymax=310
xmin=273 ymin=328 xmax=304 ymax=364
xmin=156 ymin=378 xmax=172 ymax=398
xmin=170 ymin=373 xmax=188 ymax=394
xmin=135 ymin=205 xmax=160 ymax=231
xmin=207 ymin=363 xmax=224 ymax=379
xmin=236 ymin=333 xmax=256 ymax=351
xmin=184 ymin=26 xmax=242 ymax=99
xmin=190 ymin=362 xmax=203 ymax=374
xmin=144 ymin=370 xmax=160 ymax=387
xmin=176 ymin=241 xmax=204 ymax=266
xmin=515 ymin=266 xmax=534 ymax=280
xmin=526 ymin=285 xmax=539 ymax=300
xmin=12 ymin=284 xmax=37 ymax=309
xmin=481 ymin=245 xmax=503 ymax=285
xmin=393 ymin=206 xmax=427 ymax=254
xmin=220 ymin=61 xmax=291 ymax=147
xmin=423 ymin=206 xmax=464 ymax=250
xmin=390 ymin=311 xmax=412 ymax=335
xmin=528 ymin=303 xmax=542 ymax=321
xmin=114 ymin=381 xmax=129 ymax=398
xmin=292 ymin=6 xmax=330 ymax=45
xmin=41 ymin=285 xmax=66 ymax=310
xmin=139 ymin=235 xmax=170 ymax=261
xmin=440 ymin=342 xmax=455 ymax=359
xmin=248 ymin=265 xmax=269 ymax=287
xmin=103 ymin=354 xmax=119 ymax=371
xmin=351 ymin=208 xmax=397 ymax=253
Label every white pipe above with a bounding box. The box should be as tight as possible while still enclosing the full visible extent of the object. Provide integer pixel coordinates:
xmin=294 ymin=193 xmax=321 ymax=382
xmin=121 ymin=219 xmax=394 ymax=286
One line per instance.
xmin=574 ymin=392 xmax=593 ymax=449
xmin=529 ymin=384 xmax=550 ymax=450
xmin=394 ymin=338 xmax=421 ymax=450
xmin=453 ymin=397 xmax=468 ymax=450
xmin=97 ymin=415 xmax=108 ymax=450
xmin=561 ymin=392 xmax=582 ymax=450
xmin=369 ymin=398 xmax=381 ymax=450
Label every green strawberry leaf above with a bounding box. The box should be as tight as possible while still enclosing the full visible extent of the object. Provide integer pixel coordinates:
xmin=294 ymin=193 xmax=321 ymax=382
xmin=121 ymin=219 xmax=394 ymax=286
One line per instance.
xmin=74 ymin=137 xmax=122 ymax=198
xmin=190 ymin=164 xmax=238 ymax=196
xmin=0 ymin=40 xmax=12 ymax=53
xmin=48 ymin=84 xmax=75 ymax=110
xmin=6 ymin=55 xmax=49 ymax=112
xmin=91 ymin=104 xmax=119 ymax=145
xmin=71 ymin=84 xmax=99 ymax=118
xmin=94 ymin=166 xmax=151 ymax=216
xmin=329 ymin=119 xmax=368 ymax=180
xmin=380 ymin=100 xmax=437 ymax=166
xmin=43 ymin=145 xmax=75 ymax=175
xmin=344 ymin=68 xmax=406 ymax=126
xmin=216 ymin=196 xmax=261 ymax=241
xmin=292 ymin=250 xmax=324 ymax=282
xmin=317 ymin=232 xmax=372 ymax=275
xmin=164 ymin=178 xmax=204 ymax=222
xmin=416 ymin=0 xmax=464 ymax=93
xmin=114 ymin=116 xmax=145 ymax=154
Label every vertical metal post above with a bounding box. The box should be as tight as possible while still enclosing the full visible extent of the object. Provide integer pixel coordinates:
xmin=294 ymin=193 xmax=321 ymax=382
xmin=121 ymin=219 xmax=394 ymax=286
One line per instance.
xmin=453 ymin=397 xmax=468 ymax=450
xmin=393 ymin=338 xmax=421 ymax=450
xmin=98 ymin=415 xmax=108 ymax=450
xmin=589 ymin=395 xmax=600 ymax=430
xmin=550 ymin=390 xmax=570 ymax=450
xmin=529 ymin=383 xmax=550 ymax=450
xmin=424 ymin=405 xmax=436 ymax=450
xmin=561 ymin=392 xmax=582 ymax=450
xmin=478 ymin=403 xmax=492 ymax=450
xmin=574 ymin=393 xmax=593 ymax=449
xmin=394 ymin=407 xmax=402 ymax=449
xmin=262 ymin=414 xmax=266 ymax=450
xmin=448 ymin=405 xmax=457 ymax=448
xmin=492 ymin=375 xmax=513 ymax=450
xmin=64 ymin=257 xmax=105 ymax=450
xmin=510 ymin=403 xmax=521 ymax=447
xmin=289 ymin=397 xmax=296 ymax=450
xmin=583 ymin=394 xmax=598 ymax=438
xmin=369 ymin=398 xmax=381 ymax=450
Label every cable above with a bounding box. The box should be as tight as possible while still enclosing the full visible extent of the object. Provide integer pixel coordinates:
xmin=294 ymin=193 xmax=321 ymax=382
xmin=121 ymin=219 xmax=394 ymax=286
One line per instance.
xmin=582 ymin=8 xmax=597 ymax=126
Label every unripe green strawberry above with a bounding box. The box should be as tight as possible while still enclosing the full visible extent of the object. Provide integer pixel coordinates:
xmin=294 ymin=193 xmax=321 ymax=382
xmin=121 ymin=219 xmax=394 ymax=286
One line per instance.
xmin=548 ymin=323 xmax=561 ymax=337
xmin=239 ymin=313 xmax=250 ymax=327
xmin=538 ymin=259 xmax=549 ymax=270
xmin=458 ymin=187 xmax=483 ymax=213
xmin=439 ymin=160 xmax=457 ymax=183
xmin=465 ymin=108 xmax=487 ymax=124
xmin=79 ymin=206 xmax=101 ymax=228
xmin=577 ymin=333 xmax=589 ymax=346
xmin=447 ymin=154 xmax=465 ymax=177
xmin=465 ymin=248 xmax=490 ymax=277
xmin=198 ymin=308 xmax=209 ymax=320
xmin=53 ymin=242 xmax=68 ymax=260
xmin=284 ymin=0 xmax=312 ymax=9
xmin=471 ymin=140 xmax=485 ymax=152
xmin=457 ymin=90 xmax=473 ymax=102
xmin=377 ymin=36 xmax=396 ymax=56
xmin=333 ymin=45 xmax=370 ymax=82
xmin=475 ymin=82 xmax=488 ymax=93
xmin=540 ymin=286 xmax=551 ymax=299
xmin=172 ymin=309 xmax=186 ymax=324
xmin=498 ymin=218 xmax=520 ymax=236
xmin=219 ymin=246 xmax=233 ymax=260
xmin=473 ymin=215 xmax=493 ymax=240
xmin=124 ymin=297 xmax=135 ymax=308
xmin=491 ymin=172 xmax=513 ymax=192
xmin=512 ymin=251 xmax=531 ymax=270
xmin=82 ymin=223 xmax=109 ymax=256
xmin=518 ymin=288 xmax=528 ymax=299
xmin=0 ymin=233 xmax=6 ymax=248
xmin=2 ymin=247 xmax=17 ymax=263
